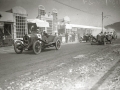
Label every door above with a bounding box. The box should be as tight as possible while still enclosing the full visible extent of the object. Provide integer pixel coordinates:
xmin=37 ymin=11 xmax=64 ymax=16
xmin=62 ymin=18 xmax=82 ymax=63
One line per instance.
xmin=4 ymin=23 xmax=13 ymax=46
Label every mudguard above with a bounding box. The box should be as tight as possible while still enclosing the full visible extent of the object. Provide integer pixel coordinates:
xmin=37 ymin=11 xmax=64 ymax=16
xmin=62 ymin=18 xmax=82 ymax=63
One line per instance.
xmin=53 ymin=36 xmax=61 ymax=43
xmin=14 ymin=39 xmax=24 ymax=45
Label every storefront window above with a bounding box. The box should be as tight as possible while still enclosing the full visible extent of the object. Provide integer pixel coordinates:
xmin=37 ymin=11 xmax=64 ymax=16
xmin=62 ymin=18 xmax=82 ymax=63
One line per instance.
xmin=15 ymin=15 xmax=27 ymax=38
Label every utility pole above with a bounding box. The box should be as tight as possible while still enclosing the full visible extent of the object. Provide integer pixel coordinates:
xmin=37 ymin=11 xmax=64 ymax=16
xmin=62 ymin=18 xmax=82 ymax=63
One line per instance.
xmin=102 ymin=12 xmax=111 ymax=33
xmin=102 ymin=12 xmax=103 ymax=32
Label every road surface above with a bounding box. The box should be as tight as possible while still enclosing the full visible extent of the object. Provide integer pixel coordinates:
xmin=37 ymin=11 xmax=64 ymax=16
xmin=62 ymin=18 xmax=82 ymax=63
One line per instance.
xmin=0 ymin=41 xmax=120 ymax=90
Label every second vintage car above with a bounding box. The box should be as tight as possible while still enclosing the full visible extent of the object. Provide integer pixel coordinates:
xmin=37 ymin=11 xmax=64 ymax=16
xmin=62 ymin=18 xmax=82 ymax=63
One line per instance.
xmin=90 ymin=29 xmax=116 ymax=45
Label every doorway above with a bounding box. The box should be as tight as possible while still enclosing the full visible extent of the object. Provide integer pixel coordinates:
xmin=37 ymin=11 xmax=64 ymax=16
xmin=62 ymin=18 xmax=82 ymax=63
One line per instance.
xmin=3 ymin=23 xmax=13 ymax=46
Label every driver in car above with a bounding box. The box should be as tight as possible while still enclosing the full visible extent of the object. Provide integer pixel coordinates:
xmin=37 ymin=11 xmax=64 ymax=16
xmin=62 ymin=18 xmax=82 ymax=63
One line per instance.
xmin=42 ymin=30 xmax=49 ymax=43
xmin=43 ymin=30 xmax=49 ymax=38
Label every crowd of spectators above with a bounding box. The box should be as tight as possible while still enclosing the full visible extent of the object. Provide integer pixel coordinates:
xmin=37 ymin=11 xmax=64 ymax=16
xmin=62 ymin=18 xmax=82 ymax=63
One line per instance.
xmin=65 ymin=32 xmax=76 ymax=43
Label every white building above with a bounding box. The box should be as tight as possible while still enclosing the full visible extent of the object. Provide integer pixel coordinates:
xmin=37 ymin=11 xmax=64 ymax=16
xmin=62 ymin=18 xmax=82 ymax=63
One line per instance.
xmin=37 ymin=5 xmax=58 ymax=35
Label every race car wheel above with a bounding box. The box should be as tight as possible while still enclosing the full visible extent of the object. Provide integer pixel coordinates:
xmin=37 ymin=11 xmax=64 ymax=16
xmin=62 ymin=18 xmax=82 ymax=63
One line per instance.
xmin=14 ymin=41 xmax=23 ymax=54
xmin=55 ymin=39 xmax=61 ymax=50
xmin=33 ymin=41 xmax=41 ymax=54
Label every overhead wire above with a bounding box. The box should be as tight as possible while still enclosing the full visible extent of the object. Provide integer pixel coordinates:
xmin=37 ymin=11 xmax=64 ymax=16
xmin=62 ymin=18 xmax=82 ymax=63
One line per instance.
xmin=53 ymin=0 xmax=101 ymax=16
xmin=53 ymin=0 xmax=118 ymax=27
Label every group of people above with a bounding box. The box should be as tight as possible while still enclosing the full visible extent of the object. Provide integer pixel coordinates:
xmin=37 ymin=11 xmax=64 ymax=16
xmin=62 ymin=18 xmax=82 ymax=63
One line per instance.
xmin=98 ymin=31 xmax=117 ymax=39
xmin=65 ymin=32 xmax=76 ymax=43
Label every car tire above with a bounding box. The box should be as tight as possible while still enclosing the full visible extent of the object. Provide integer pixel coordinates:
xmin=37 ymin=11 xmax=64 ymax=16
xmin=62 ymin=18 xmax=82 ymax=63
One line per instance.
xmin=55 ymin=39 xmax=61 ymax=50
xmin=14 ymin=41 xmax=23 ymax=54
xmin=33 ymin=40 xmax=41 ymax=54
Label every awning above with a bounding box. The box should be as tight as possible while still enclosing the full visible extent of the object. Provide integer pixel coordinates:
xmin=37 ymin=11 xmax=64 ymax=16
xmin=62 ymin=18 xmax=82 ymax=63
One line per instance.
xmin=27 ymin=19 xmax=49 ymax=27
xmin=0 ymin=11 xmax=14 ymax=22
xmin=70 ymin=24 xmax=102 ymax=29
xmin=65 ymin=24 xmax=72 ymax=29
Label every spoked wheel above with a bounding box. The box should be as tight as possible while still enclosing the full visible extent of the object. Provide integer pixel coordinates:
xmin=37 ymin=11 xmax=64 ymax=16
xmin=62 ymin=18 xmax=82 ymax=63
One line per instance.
xmin=55 ymin=39 xmax=61 ymax=50
xmin=33 ymin=41 xmax=41 ymax=54
xmin=14 ymin=41 xmax=23 ymax=54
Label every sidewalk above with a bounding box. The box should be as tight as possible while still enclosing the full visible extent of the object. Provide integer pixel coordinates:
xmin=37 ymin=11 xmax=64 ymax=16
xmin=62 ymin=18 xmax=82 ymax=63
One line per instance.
xmin=0 ymin=45 xmax=14 ymax=53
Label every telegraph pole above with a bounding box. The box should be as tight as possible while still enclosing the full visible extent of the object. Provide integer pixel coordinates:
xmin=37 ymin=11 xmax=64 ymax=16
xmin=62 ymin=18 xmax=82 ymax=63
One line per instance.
xmin=102 ymin=12 xmax=103 ymax=32
xmin=102 ymin=12 xmax=111 ymax=33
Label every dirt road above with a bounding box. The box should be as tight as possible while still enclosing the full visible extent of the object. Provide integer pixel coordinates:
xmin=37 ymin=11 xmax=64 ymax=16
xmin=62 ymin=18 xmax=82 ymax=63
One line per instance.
xmin=0 ymin=40 xmax=120 ymax=90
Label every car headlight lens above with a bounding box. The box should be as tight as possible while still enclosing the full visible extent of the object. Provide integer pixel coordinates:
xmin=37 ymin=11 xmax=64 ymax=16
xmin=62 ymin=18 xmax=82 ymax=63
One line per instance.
xmin=23 ymin=35 xmax=30 ymax=45
xmin=37 ymin=34 xmax=41 ymax=39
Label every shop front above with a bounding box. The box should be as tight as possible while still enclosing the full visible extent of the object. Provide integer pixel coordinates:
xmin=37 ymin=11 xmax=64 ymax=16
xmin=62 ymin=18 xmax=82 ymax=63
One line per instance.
xmin=0 ymin=6 xmax=28 ymax=46
xmin=7 ymin=6 xmax=28 ymax=39
xmin=0 ymin=11 xmax=14 ymax=46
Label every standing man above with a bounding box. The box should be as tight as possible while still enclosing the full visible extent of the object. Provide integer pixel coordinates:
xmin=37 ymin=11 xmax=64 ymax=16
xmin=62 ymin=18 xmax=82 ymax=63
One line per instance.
xmin=0 ymin=28 xmax=4 ymax=46
xmin=65 ymin=32 xmax=68 ymax=43
xmin=73 ymin=33 xmax=75 ymax=42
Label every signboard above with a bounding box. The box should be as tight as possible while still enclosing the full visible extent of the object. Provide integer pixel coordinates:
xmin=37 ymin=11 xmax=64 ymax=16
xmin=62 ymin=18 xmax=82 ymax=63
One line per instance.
xmin=0 ymin=11 xmax=14 ymax=22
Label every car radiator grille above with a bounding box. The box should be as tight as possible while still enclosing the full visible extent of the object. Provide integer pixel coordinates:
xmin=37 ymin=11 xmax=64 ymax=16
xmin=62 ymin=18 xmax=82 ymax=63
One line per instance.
xmin=23 ymin=36 xmax=30 ymax=45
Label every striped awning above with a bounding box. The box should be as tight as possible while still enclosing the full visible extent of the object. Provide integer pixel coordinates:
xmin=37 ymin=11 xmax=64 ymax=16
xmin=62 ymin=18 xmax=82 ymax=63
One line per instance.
xmin=27 ymin=19 xmax=49 ymax=27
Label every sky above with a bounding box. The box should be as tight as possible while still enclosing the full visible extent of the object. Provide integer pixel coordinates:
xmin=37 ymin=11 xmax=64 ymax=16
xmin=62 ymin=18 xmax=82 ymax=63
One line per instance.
xmin=0 ymin=0 xmax=120 ymax=27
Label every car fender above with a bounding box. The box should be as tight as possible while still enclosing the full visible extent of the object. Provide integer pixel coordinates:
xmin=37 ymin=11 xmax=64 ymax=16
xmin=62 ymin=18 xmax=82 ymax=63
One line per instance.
xmin=34 ymin=39 xmax=42 ymax=44
xmin=14 ymin=39 xmax=24 ymax=45
xmin=53 ymin=36 xmax=61 ymax=43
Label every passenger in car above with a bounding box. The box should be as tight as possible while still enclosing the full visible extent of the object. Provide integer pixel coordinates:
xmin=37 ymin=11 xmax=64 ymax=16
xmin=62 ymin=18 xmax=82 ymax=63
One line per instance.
xmin=43 ymin=31 xmax=49 ymax=38
xmin=42 ymin=30 xmax=49 ymax=43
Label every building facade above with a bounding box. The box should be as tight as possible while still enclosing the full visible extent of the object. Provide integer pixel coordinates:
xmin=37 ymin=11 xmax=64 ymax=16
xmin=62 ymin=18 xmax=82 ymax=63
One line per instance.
xmin=6 ymin=6 xmax=28 ymax=39
xmin=0 ymin=6 xmax=28 ymax=46
xmin=0 ymin=11 xmax=14 ymax=46
xmin=37 ymin=5 xmax=58 ymax=35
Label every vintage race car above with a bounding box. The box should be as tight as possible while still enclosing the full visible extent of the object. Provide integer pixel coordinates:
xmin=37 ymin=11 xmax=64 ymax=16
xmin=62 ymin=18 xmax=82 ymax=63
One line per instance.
xmin=14 ymin=20 xmax=61 ymax=54
xmin=90 ymin=34 xmax=113 ymax=45
xmin=14 ymin=33 xmax=61 ymax=54
xmin=89 ymin=28 xmax=117 ymax=45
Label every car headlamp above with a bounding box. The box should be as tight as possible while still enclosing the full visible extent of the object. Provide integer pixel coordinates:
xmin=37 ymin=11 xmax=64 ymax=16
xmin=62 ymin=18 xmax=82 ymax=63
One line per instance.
xmin=37 ymin=34 xmax=41 ymax=39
